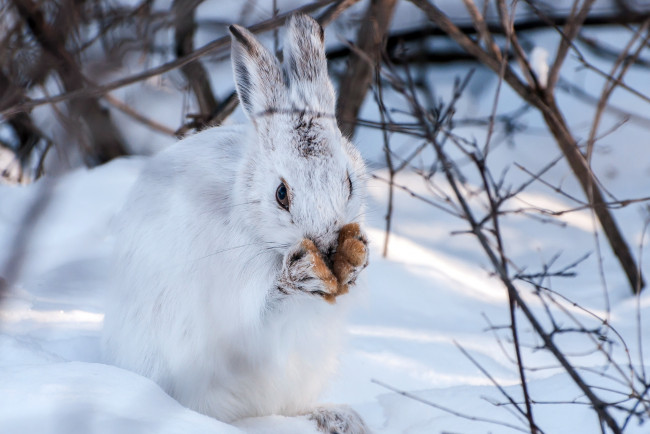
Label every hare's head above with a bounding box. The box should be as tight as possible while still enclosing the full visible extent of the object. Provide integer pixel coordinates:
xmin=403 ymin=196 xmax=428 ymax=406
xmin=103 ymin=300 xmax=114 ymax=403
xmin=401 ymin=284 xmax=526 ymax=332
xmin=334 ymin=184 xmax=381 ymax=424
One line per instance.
xmin=230 ymin=14 xmax=365 ymax=255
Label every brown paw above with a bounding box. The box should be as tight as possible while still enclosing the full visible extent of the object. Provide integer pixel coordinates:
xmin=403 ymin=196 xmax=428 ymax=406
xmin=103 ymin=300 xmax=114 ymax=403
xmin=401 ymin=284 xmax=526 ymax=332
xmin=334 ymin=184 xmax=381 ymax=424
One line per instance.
xmin=331 ymin=223 xmax=368 ymax=297
xmin=281 ymin=224 xmax=368 ymax=303
xmin=301 ymin=239 xmax=338 ymax=302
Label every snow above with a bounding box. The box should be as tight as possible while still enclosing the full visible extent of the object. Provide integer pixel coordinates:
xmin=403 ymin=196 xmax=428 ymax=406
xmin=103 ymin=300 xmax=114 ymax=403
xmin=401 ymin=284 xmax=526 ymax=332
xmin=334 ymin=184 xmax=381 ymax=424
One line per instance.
xmin=2 ymin=2 xmax=650 ymax=433
xmin=1 ymin=362 xmax=242 ymax=434
xmin=530 ymin=47 xmax=549 ymax=89
xmin=2 ymin=156 xmax=649 ymax=433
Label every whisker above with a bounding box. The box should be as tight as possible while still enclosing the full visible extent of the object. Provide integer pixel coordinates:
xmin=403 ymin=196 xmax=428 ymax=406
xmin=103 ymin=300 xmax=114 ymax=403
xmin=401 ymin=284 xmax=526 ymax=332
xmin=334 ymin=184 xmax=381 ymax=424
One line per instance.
xmin=242 ymin=243 xmax=291 ymax=268
xmin=196 ymin=241 xmax=279 ymax=261
xmin=212 ymin=200 xmax=261 ymax=213
xmin=353 ymin=209 xmax=379 ymax=220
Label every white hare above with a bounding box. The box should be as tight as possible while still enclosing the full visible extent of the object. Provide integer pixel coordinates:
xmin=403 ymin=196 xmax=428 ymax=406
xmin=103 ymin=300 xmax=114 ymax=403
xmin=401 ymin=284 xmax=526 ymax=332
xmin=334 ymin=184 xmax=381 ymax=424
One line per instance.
xmin=102 ymin=14 xmax=369 ymax=434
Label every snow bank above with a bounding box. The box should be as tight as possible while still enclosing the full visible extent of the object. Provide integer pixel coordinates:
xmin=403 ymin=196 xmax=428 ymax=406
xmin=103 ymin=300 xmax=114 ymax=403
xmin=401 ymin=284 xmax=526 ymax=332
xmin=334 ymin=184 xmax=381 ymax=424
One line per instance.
xmin=2 ymin=156 xmax=649 ymax=433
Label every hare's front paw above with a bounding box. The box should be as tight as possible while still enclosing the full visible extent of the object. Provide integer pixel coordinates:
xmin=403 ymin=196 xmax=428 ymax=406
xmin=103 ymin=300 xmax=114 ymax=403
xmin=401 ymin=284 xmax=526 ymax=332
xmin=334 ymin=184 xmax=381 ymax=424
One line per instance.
xmin=279 ymin=239 xmax=339 ymax=302
xmin=309 ymin=405 xmax=369 ymax=434
xmin=332 ymin=223 xmax=369 ymax=296
xmin=277 ymin=224 xmax=368 ymax=303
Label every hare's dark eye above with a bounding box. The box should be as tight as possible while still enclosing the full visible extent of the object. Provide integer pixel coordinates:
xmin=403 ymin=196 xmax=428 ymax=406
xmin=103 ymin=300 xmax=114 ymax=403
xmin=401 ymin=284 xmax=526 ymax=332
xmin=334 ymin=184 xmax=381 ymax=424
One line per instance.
xmin=276 ymin=183 xmax=290 ymax=211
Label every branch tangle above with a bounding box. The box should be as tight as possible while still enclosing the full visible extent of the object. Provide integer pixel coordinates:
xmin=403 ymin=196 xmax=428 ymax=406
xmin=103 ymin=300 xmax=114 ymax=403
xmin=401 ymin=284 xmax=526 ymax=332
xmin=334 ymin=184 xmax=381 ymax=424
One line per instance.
xmin=407 ymin=0 xmax=644 ymax=294
xmin=12 ymin=0 xmax=128 ymax=165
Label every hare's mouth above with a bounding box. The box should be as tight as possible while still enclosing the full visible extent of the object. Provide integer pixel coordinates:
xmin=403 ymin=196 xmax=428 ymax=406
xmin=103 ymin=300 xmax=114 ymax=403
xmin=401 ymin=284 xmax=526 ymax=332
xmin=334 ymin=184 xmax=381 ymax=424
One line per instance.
xmin=323 ymin=246 xmax=336 ymax=271
xmin=306 ymin=237 xmax=336 ymax=270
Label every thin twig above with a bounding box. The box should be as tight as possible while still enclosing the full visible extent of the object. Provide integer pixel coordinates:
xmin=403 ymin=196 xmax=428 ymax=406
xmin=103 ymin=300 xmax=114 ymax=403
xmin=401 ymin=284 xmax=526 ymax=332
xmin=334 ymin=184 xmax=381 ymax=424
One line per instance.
xmin=386 ymin=34 xmax=624 ymax=429
xmin=407 ymin=0 xmax=644 ymax=293
xmin=173 ymin=0 xmax=219 ymax=128
xmin=545 ymin=0 xmax=596 ymax=93
xmin=336 ymin=0 xmax=398 ymax=137
xmin=371 ymin=379 xmax=530 ymax=433
xmin=317 ymin=0 xmax=361 ymax=26
xmin=585 ymin=20 xmax=650 ymax=163
xmin=102 ymin=93 xmax=176 ymax=136
xmin=1 ymin=0 xmax=339 ymax=119
xmin=373 ymin=66 xmax=395 ymax=258
xmin=454 ymin=341 xmax=544 ymax=433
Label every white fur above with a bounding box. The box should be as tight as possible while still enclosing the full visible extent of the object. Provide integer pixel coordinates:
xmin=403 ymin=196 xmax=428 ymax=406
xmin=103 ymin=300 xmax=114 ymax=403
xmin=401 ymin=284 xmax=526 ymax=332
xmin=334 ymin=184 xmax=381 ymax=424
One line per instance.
xmin=102 ymin=14 xmax=368 ymax=431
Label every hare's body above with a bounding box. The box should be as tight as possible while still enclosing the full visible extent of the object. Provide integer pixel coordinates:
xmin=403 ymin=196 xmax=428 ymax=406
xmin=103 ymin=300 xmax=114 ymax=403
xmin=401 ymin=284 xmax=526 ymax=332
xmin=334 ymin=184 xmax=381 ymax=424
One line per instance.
xmin=103 ymin=14 xmax=368 ymax=433
xmin=104 ymin=125 xmax=345 ymax=421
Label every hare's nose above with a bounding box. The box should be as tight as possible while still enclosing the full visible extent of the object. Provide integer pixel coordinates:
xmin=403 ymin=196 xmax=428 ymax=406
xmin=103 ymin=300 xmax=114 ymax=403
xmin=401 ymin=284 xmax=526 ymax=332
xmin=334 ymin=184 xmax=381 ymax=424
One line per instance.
xmin=308 ymin=233 xmax=337 ymax=257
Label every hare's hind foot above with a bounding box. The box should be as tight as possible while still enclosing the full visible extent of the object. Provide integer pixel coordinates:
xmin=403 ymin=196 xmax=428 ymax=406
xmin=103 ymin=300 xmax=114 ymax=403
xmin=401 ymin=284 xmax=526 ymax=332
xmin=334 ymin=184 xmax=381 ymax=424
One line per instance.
xmin=308 ymin=405 xmax=370 ymax=434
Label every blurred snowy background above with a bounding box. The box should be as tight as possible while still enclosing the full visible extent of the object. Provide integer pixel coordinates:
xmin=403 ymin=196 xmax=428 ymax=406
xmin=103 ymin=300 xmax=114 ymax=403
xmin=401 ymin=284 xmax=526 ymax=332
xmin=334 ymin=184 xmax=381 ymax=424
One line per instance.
xmin=2 ymin=0 xmax=650 ymax=433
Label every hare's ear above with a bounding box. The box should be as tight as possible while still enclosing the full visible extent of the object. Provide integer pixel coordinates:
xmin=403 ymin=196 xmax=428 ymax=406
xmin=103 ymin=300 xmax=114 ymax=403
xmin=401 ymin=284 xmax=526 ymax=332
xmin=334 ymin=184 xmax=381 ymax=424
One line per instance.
xmin=229 ymin=24 xmax=285 ymax=120
xmin=283 ymin=14 xmax=335 ymax=114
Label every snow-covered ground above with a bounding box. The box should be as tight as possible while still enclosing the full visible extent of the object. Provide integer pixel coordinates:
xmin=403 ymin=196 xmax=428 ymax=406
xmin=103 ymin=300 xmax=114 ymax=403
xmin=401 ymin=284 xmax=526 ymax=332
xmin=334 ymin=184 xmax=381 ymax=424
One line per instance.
xmin=1 ymin=155 xmax=649 ymax=433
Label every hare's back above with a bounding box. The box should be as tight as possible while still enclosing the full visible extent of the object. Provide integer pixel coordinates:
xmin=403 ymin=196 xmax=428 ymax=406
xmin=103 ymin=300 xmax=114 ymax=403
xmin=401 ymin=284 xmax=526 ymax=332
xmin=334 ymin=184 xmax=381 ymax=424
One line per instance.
xmin=146 ymin=124 xmax=247 ymax=189
xmin=112 ymin=124 xmax=251 ymax=266
xmin=126 ymin=124 xmax=248 ymax=212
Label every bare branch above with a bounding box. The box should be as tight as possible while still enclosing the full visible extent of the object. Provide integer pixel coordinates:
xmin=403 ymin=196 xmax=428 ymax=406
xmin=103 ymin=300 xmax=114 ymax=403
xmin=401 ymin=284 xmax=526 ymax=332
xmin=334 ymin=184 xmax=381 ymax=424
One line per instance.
xmin=586 ymin=21 xmax=650 ymax=163
xmin=454 ymin=341 xmax=544 ymax=433
xmin=336 ymin=0 xmax=398 ymax=138
xmin=1 ymin=0 xmax=339 ymax=120
xmin=317 ymin=0 xmax=361 ymax=26
xmin=378 ymin=49 xmax=624 ymax=432
xmin=461 ymin=0 xmax=502 ymax=62
xmin=102 ymin=93 xmax=176 ymax=137
xmin=545 ymin=0 xmax=597 ymax=93
xmin=496 ymin=0 xmax=539 ymax=89
xmin=173 ymin=0 xmax=219 ymax=127
xmin=408 ymin=0 xmax=644 ymax=293
xmin=371 ymin=379 xmax=531 ymax=433
xmin=12 ymin=0 xmax=128 ymax=165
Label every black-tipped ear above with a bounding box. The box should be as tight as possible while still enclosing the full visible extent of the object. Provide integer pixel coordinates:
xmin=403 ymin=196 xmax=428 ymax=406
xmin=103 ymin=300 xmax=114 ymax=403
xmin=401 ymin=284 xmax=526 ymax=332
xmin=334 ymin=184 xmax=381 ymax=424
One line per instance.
xmin=229 ymin=25 xmax=253 ymax=52
xmin=229 ymin=24 xmax=286 ymax=121
xmin=283 ymin=14 xmax=335 ymax=114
